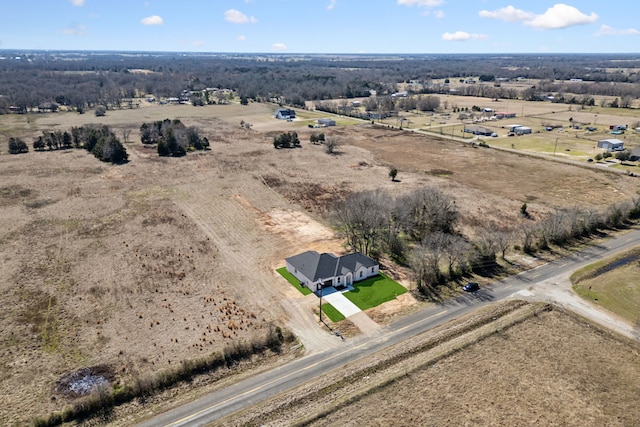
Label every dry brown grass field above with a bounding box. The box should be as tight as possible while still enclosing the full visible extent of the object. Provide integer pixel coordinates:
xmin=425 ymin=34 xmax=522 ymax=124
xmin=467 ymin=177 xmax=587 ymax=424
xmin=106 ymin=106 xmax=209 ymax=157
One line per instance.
xmin=217 ymin=301 xmax=640 ymax=427
xmin=0 ymin=101 xmax=639 ymax=424
xmin=310 ymin=306 xmax=640 ymax=427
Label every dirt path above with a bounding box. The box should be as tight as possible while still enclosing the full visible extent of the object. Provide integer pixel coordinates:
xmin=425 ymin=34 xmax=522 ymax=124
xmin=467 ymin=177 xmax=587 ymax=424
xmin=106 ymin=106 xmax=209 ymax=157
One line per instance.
xmin=511 ymin=272 xmax=635 ymax=339
xmin=347 ymin=312 xmax=382 ymax=335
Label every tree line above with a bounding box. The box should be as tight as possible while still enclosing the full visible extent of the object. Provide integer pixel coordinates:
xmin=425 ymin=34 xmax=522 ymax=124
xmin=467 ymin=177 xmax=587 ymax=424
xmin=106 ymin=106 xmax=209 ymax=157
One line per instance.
xmin=7 ymin=125 xmax=128 ymax=163
xmin=332 ymin=187 xmax=640 ymax=295
xmin=3 ymin=51 xmax=640 ymax=114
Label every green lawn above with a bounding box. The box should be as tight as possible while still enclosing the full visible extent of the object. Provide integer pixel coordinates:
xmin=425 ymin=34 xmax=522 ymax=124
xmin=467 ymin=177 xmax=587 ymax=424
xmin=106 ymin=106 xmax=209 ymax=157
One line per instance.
xmin=344 ymin=273 xmax=407 ymax=310
xmin=571 ymin=248 xmax=640 ymax=323
xmin=276 ymin=267 xmax=312 ymax=296
xmin=321 ymin=303 xmax=345 ymax=322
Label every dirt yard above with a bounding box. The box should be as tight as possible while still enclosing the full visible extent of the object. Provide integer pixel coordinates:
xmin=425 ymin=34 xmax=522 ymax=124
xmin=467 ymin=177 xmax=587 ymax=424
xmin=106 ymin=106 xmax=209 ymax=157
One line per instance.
xmin=0 ymin=102 xmax=638 ymax=424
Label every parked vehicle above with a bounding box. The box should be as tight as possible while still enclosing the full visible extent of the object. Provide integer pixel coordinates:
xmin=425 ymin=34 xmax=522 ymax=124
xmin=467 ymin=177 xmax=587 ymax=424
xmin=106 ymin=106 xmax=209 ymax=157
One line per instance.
xmin=463 ymin=282 xmax=479 ymax=292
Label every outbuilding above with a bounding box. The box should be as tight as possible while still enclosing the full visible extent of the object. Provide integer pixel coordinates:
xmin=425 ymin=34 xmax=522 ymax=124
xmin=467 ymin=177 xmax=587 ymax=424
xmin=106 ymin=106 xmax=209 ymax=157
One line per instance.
xmin=514 ymin=126 xmax=532 ymax=135
xmin=317 ymin=118 xmax=336 ymax=127
xmin=597 ymin=138 xmax=625 ymax=152
xmin=464 ymin=125 xmax=493 ymax=136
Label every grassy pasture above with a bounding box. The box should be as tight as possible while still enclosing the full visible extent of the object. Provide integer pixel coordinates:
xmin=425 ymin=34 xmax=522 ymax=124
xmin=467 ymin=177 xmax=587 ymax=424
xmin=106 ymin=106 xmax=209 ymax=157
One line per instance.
xmin=571 ymin=247 xmax=640 ymax=323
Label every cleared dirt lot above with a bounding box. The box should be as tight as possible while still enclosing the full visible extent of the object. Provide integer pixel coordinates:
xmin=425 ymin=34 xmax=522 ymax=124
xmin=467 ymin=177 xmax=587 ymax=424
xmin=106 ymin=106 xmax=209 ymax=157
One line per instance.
xmin=0 ymin=102 xmax=638 ymax=424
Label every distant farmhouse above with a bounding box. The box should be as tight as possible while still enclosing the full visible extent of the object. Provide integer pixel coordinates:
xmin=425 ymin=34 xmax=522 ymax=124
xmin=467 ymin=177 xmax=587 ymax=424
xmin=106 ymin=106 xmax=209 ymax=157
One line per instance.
xmin=598 ymin=138 xmax=625 ymax=152
xmin=285 ymin=251 xmax=379 ymax=293
xmin=274 ymin=108 xmax=296 ymax=120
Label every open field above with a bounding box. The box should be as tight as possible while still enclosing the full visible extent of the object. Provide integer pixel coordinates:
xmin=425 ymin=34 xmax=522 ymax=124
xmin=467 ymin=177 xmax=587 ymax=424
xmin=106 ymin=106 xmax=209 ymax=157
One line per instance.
xmin=1 ymin=101 xmax=639 ymax=424
xmin=311 ymin=93 xmax=640 ymax=162
xmin=218 ymin=301 xmax=640 ymax=427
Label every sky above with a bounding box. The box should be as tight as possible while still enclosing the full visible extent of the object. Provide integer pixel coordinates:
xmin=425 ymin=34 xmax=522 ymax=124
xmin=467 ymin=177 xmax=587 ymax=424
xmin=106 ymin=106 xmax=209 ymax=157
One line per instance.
xmin=1 ymin=1 xmax=639 ymax=54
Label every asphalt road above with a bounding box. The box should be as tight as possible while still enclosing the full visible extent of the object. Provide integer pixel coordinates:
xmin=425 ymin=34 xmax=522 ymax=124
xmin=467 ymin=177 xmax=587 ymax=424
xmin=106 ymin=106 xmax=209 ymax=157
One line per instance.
xmin=137 ymin=227 xmax=640 ymax=427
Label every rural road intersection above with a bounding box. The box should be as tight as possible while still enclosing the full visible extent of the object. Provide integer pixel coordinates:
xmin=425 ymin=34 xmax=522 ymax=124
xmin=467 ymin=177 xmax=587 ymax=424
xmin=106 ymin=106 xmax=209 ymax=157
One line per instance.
xmin=137 ymin=227 xmax=640 ymax=427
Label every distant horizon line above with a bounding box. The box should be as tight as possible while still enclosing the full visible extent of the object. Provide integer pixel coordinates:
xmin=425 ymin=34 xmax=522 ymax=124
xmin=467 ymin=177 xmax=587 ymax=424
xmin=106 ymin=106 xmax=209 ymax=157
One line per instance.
xmin=1 ymin=48 xmax=640 ymax=57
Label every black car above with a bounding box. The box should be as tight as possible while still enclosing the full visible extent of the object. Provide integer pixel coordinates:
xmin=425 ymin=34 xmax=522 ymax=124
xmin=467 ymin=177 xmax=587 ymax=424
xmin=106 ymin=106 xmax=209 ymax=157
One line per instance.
xmin=463 ymin=282 xmax=479 ymax=292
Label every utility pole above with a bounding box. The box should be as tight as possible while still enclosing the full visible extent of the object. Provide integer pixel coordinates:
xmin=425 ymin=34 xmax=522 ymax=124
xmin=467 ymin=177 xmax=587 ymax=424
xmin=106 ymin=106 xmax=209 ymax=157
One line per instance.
xmin=554 ymin=137 xmax=558 ymax=156
xmin=318 ymin=283 xmax=323 ymax=323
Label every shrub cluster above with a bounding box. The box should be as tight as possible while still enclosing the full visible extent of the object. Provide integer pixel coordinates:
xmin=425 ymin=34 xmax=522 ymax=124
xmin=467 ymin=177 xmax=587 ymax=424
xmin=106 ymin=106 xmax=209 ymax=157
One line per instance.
xmin=273 ymin=131 xmax=300 ymax=149
xmin=8 ymin=137 xmax=29 ymax=154
xmin=140 ymin=118 xmax=209 ymax=157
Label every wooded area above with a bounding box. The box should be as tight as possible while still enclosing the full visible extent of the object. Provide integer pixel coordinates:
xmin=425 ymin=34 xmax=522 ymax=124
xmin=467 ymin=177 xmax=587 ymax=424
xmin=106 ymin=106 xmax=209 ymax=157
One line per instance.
xmin=2 ymin=51 xmax=640 ymax=114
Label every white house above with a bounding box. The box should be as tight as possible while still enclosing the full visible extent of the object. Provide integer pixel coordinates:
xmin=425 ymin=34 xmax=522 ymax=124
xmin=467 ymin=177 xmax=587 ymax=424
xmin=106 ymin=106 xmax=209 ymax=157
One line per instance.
xmin=274 ymin=108 xmax=296 ymax=120
xmin=285 ymin=251 xmax=379 ymax=293
xmin=598 ymin=138 xmax=625 ymax=151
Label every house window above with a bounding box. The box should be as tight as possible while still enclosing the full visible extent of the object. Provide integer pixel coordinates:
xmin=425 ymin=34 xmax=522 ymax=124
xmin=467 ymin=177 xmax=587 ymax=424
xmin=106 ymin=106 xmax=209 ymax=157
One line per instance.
xmin=371 ymin=267 xmax=374 ymax=273
xmin=360 ymin=271 xmax=363 ymax=278
xmin=337 ymin=277 xmax=341 ymax=283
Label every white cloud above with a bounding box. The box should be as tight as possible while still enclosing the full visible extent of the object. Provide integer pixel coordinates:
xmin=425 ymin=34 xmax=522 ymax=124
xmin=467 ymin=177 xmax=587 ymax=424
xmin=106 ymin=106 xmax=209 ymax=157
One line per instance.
xmin=398 ymin=0 xmax=444 ymax=6
xmin=596 ymin=24 xmax=640 ymax=36
xmin=63 ymin=25 xmax=86 ymax=36
xmin=433 ymin=10 xmax=445 ymax=19
xmin=70 ymin=0 xmax=85 ymax=6
xmin=272 ymin=43 xmax=287 ymax=51
xmin=193 ymin=40 xmax=205 ymax=46
xmin=479 ymin=5 xmax=535 ymax=22
xmin=442 ymin=31 xmax=488 ymax=41
xmin=237 ymin=35 xmax=247 ymax=41
xmin=480 ymin=4 xmax=597 ymax=30
xmin=224 ymin=9 xmax=257 ymax=24
xmin=327 ymin=0 xmax=337 ymax=11
xmin=141 ymin=15 xmax=164 ymax=26
xmin=524 ymin=4 xmax=598 ymax=30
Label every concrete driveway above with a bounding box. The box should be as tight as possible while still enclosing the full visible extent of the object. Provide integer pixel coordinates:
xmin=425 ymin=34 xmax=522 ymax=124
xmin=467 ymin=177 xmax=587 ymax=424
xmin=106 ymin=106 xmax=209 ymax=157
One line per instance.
xmin=323 ymin=291 xmax=362 ymax=317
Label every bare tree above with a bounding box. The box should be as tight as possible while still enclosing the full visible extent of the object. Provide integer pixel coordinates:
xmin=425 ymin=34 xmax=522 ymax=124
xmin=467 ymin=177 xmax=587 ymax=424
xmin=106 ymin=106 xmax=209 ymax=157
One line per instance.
xmin=332 ymin=190 xmax=390 ymax=258
xmin=441 ymin=234 xmax=471 ymax=278
xmin=469 ymin=230 xmax=498 ymax=271
xmin=396 ymin=187 xmax=457 ymax=242
xmin=410 ymin=233 xmax=445 ymax=292
xmin=494 ymin=229 xmax=514 ymax=259
xmin=121 ymin=127 xmax=132 ymax=143
xmin=325 ymin=137 xmax=339 ymax=155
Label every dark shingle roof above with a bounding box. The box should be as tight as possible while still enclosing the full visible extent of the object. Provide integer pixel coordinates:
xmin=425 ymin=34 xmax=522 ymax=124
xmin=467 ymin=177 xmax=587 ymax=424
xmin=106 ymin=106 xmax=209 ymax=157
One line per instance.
xmin=286 ymin=251 xmax=377 ymax=281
